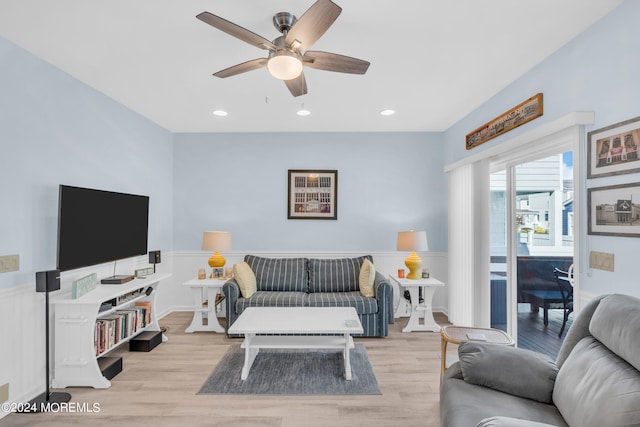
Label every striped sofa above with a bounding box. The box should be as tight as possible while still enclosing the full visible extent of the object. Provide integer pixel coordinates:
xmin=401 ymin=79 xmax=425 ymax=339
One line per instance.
xmin=223 ymin=255 xmax=394 ymax=337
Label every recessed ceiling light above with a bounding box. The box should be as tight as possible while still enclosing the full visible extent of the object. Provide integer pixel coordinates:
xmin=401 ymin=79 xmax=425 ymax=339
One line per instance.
xmin=297 ymin=109 xmax=311 ymax=116
xmin=379 ymin=109 xmax=396 ymax=116
xmin=212 ymin=110 xmax=228 ymax=117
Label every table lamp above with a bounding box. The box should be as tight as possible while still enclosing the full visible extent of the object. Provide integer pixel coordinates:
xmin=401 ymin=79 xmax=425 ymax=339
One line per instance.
xmin=202 ymin=231 xmax=232 ymax=270
xmin=397 ymin=230 xmax=429 ymax=279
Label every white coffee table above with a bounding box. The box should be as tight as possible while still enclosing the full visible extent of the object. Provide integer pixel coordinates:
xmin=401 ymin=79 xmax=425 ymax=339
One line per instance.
xmin=227 ymin=307 xmax=364 ymax=381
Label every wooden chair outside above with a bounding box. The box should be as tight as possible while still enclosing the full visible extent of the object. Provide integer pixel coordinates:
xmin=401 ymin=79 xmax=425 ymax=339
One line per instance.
xmin=553 ymin=266 xmax=574 ymax=338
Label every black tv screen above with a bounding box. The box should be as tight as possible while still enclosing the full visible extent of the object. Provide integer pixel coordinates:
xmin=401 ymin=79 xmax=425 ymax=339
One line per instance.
xmin=57 ymin=185 xmax=150 ymax=272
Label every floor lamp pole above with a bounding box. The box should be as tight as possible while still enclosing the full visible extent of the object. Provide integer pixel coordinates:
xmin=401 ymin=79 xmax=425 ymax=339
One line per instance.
xmin=25 ymin=270 xmax=71 ymax=412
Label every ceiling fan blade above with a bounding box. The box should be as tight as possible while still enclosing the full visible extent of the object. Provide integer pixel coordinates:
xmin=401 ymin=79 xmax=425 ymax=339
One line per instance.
xmin=284 ymin=0 xmax=341 ymax=52
xmin=303 ymin=51 xmax=370 ymax=74
xmin=197 ymin=12 xmax=276 ymax=51
xmin=213 ymin=58 xmax=268 ymax=78
xmin=284 ymin=72 xmax=308 ymax=97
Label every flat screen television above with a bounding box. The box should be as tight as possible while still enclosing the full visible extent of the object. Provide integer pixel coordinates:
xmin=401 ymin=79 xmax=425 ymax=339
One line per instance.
xmin=57 ymin=185 xmax=150 ymax=272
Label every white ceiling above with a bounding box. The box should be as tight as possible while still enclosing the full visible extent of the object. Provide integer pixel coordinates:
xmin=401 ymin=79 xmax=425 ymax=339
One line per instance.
xmin=0 ymin=0 xmax=622 ymax=133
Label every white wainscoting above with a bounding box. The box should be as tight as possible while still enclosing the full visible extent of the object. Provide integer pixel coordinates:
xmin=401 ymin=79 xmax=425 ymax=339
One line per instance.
xmin=0 ymin=250 xmax=448 ymax=419
xmin=0 ymin=284 xmax=43 ymax=419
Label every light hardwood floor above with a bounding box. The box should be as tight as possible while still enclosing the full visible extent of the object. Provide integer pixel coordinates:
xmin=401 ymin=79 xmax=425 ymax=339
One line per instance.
xmin=2 ymin=312 xmax=450 ymax=427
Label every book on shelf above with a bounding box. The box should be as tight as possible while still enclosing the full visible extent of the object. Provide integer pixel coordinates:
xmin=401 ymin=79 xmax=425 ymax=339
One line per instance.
xmin=135 ymin=301 xmax=152 ymax=326
xmin=94 ymin=302 xmax=152 ymax=355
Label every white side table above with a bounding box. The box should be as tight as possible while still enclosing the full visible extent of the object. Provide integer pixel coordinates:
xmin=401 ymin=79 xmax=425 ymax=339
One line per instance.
xmin=389 ymin=275 xmax=444 ymax=332
xmin=182 ymin=277 xmax=227 ymax=333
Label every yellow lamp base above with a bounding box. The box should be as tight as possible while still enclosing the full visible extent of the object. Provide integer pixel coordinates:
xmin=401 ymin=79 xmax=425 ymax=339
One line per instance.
xmin=208 ymin=252 xmax=226 ymax=268
xmin=404 ymin=252 xmax=422 ymax=280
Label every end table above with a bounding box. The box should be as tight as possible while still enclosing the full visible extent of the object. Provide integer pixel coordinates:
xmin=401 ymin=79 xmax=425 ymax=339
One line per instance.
xmin=389 ymin=275 xmax=444 ymax=332
xmin=182 ymin=277 xmax=227 ymax=333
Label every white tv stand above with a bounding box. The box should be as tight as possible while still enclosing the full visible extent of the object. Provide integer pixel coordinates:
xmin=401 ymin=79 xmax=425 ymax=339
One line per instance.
xmin=52 ymin=273 xmax=171 ymax=388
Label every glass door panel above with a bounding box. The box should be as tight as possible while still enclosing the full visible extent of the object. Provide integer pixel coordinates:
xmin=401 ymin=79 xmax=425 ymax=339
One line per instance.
xmin=515 ymin=152 xmax=574 ymax=359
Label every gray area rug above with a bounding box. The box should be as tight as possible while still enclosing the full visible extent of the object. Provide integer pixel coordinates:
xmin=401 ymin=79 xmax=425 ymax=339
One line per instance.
xmin=198 ymin=343 xmax=381 ymax=395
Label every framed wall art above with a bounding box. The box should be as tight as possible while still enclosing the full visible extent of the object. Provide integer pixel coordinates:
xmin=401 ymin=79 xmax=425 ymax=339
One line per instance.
xmin=287 ymin=170 xmax=337 ymax=220
xmin=466 ymin=93 xmax=543 ymax=150
xmin=587 ymin=116 xmax=640 ymax=178
xmin=588 ymin=182 xmax=640 ymax=237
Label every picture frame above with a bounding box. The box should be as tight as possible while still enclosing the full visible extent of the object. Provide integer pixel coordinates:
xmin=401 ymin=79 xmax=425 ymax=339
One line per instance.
xmin=588 ymin=182 xmax=640 ymax=237
xmin=587 ymin=116 xmax=640 ymax=178
xmin=287 ymin=170 xmax=338 ymax=220
xmin=466 ymin=93 xmax=543 ymax=150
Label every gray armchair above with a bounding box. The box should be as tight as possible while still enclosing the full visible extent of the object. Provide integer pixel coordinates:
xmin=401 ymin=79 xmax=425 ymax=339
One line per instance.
xmin=440 ymin=294 xmax=640 ymax=427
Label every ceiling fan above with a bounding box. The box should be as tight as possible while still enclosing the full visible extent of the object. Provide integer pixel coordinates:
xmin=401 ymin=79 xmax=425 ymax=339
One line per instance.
xmin=196 ymin=0 xmax=370 ymax=97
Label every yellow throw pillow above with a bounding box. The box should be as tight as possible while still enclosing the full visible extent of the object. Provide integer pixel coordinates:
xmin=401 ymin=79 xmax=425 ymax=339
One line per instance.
xmin=359 ymin=259 xmax=375 ymax=297
xmin=233 ymin=262 xmax=257 ymax=298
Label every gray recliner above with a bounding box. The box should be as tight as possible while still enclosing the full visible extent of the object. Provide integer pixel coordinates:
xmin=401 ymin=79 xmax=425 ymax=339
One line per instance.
xmin=440 ymin=293 xmax=640 ymax=427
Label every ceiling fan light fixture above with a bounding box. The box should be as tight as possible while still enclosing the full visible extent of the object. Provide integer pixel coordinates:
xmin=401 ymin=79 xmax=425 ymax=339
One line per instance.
xmin=198 ymin=1 xmax=368 ymax=96
xmin=267 ymin=51 xmax=303 ymax=80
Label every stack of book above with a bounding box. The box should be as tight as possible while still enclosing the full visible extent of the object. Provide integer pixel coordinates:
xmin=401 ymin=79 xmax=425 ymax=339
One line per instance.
xmin=94 ymin=301 xmax=152 ymax=355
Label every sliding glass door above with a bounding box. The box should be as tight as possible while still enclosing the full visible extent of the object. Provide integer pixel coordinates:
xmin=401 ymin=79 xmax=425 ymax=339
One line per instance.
xmin=490 ymin=151 xmax=574 ymax=358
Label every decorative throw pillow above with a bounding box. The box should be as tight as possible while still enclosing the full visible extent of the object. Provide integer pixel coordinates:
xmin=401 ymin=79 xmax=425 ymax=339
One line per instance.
xmin=359 ymin=259 xmax=375 ymax=297
xmin=233 ymin=262 xmax=256 ymax=298
xmin=458 ymin=341 xmax=558 ymax=404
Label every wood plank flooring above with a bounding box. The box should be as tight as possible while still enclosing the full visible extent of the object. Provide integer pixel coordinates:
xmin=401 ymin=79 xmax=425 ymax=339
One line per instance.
xmin=2 ymin=312 xmax=451 ymax=427
xmin=518 ymin=309 xmax=573 ymax=360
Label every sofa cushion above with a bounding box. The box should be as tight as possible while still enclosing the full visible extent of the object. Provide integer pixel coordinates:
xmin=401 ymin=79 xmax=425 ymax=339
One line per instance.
xmin=458 ymin=342 xmax=557 ymax=404
xmin=232 ymin=262 xmax=256 ymax=298
xmin=308 ymin=256 xmax=372 ymax=293
xmin=244 ymin=255 xmax=308 ymax=292
xmin=589 ymin=293 xmax=640 ymax=371
xmin=555 ymin=295 xmax=605 ymax=368
xmin=235 ymin=291 xmax=307 ymax=314
xmin=440 ymin=375 xmax=567 ymax=427
xmin=306 ymin=291 xmax=378 ymax=314
xmin=477 ymin=416 xmax=559 ymax=427
xmin=359 ymin=259 xmax=375 ymax=297
xmin=553 ymin=336 xmax=640 ymax=427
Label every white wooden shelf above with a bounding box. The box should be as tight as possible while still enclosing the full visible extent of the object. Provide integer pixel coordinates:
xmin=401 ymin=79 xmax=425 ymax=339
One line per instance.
xmin=52 ymin=273 xmax=171 ymax=389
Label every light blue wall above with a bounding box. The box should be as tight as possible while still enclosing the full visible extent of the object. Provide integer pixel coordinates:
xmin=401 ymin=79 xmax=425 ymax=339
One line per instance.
xmin=442 ymin=0 xmax=640 ymax=296
xmin=0 ymin=37 xmax=174 ymax=289
xmin=173 ymin=132 xmax=447 ymax=252
xmin=0 ymin=33 xmax=447 ymax=290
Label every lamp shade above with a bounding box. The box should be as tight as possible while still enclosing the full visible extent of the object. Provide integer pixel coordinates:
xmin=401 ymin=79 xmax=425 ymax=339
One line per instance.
xmin=397 ymin=230 xmax=428 ymax=252
xmin=201 ymin=231 xmax=232 ymax=252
